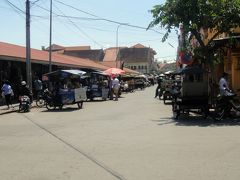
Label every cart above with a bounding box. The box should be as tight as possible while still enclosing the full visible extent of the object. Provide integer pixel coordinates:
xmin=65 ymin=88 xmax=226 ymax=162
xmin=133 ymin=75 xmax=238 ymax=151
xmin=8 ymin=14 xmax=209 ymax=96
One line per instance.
xmin=172 ymin=66 xmax=209 ymax=119
xmin=42 ymin=70 xmax=87 ymax=110
xmin=85 ymin=71 xmax=110 ymax=101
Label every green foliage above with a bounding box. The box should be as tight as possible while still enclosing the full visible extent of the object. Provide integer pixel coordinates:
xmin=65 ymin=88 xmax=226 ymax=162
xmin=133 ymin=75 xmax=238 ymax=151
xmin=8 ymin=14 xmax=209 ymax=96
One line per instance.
xmin=148 ymin=0 xmax=240 ymax=66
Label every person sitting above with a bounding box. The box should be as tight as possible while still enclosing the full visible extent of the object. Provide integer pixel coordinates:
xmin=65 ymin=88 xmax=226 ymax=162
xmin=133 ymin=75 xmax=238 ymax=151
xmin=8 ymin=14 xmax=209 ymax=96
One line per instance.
xmin=19 ymin=81 xmax=32 ymax=103
xmin=219 ymin=72 xmax=230 ymax=96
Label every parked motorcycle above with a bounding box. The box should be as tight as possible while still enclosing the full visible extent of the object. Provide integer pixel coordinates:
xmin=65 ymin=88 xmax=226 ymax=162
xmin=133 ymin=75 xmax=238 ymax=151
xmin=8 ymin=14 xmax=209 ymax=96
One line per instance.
xmin=19 ymin=95 xmax=31 ymax=112
xmin=36 ymin=89 xmax=50 ymax=108
xmin=45 ymin=93 xmax=63 ymax=110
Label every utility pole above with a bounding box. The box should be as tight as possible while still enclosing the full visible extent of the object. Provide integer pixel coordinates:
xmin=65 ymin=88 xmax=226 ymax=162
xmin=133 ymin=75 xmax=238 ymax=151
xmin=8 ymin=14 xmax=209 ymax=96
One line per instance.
xmin=49 ymin=0 xmax=53 ymax=72
xmin=26 ymin=0 xmax=32 ymax=91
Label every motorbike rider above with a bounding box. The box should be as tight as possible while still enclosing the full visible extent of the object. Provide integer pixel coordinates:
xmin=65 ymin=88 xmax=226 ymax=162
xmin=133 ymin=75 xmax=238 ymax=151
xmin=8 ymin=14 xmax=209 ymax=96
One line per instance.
xmin=219 ymin=72 xmax=231 ymax=96
xmin=19 ymin=81 xmax=32 ymax=103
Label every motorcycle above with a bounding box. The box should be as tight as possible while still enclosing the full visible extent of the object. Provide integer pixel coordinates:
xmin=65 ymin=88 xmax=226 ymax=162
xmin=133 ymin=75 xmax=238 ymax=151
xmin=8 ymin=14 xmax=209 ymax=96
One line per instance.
xmin=19 ymin=95 xmax=31 ymax=112
xmin=36 ymin=89 xmax=50 ymax=108
xmin=213 ymin=89 xmax=240 ymax=121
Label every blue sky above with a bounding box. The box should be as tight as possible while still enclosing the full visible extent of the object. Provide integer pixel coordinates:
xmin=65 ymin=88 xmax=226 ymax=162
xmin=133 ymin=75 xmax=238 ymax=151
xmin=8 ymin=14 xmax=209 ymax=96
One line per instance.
xmin=0 ymin=0 xmax=178 ymax=62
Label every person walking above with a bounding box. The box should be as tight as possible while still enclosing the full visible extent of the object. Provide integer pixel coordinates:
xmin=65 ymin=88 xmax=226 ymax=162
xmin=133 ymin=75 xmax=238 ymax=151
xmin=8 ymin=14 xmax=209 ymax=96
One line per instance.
xmin=112 ymin=75 xmax=120 ymax=101
xmin=1 ymin=80 xmax=13 ymax=109
xmin=155 ymin=78 xmax=162 ymax=98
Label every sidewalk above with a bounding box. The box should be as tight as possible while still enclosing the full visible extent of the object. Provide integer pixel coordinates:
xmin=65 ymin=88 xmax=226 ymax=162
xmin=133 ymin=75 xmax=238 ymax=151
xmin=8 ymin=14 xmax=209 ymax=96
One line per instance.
xmin=0 ymin=104 xmax=19 ymax=115
xmin=0 ymin=103 xmax=36 ymax=115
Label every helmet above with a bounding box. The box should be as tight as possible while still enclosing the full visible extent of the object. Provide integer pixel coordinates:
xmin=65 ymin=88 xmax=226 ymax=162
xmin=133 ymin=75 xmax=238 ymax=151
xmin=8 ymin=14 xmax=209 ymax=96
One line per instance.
xmin=21 ymin=81 xmax=26 ymax=85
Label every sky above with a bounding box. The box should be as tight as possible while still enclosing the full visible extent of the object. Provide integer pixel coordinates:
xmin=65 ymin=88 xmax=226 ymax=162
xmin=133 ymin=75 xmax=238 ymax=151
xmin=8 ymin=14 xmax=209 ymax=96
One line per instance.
xmin=0 ymin=0 xmax=178 ymax=62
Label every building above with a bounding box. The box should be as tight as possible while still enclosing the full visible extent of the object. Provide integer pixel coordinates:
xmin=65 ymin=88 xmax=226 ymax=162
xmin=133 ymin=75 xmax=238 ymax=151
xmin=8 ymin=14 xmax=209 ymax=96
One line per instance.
xmin=119 ymin=44 xmax=157 ymax=74
xmin=202 ymin=28 xmax=240 ymax=96
xmin=0 ymin=41 xmax=110 ymax=104
xmin=46 ymin=44 xmax=104 ymax=61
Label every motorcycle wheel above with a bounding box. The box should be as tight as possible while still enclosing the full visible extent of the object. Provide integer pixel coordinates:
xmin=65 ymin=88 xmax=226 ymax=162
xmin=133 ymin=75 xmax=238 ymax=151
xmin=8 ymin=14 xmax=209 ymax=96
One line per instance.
xmin=36 ymin=98 xmax=45 ymax=108
xmin=214 ymin=106 xmax=225 ymax=121
xmin=46 ymin=102 xmax=55 ymax=110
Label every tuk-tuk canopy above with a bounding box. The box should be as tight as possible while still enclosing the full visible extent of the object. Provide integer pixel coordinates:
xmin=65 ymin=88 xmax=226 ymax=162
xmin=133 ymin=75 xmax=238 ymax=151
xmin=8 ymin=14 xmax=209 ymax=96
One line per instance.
xmin=43 ymin=69 xmax=86 ymax=81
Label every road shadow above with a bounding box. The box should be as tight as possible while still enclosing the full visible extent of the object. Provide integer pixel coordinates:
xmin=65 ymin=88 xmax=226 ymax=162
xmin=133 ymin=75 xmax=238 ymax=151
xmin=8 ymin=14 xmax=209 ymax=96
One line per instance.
xmin=41 ymin=107 xmax=82 ymax=113
xmin=152 ymin=114 xmax=240 ymax=127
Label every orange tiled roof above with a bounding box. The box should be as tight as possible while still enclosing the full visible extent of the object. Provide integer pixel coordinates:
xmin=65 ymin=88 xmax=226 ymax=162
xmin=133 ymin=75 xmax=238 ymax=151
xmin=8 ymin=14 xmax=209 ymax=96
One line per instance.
xmin=131 ymin=43 xmax=146 ymax=48
xmin=45 ymin=44 xmax=64 ymax=51
xmin=0 ymin=42 xmax=109 ymax=70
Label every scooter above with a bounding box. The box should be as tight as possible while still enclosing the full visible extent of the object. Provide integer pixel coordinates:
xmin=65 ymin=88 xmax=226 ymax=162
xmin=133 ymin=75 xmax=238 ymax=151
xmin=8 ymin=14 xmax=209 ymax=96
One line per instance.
xmin=19 ymin=95 xmax=31 ymax=112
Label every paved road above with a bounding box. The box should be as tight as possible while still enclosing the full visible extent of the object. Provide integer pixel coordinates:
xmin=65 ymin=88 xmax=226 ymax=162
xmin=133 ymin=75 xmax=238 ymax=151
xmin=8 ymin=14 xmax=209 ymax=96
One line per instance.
xmin=1 ymin=86 xmax=240 ymax=180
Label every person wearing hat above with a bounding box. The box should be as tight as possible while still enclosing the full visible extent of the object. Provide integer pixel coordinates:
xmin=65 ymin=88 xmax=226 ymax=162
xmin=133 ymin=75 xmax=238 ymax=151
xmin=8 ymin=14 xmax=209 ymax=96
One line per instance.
xmin=219 ymin=72 xmax=230 ymax=96
xmin=19 ymin=81 xmax=32 ymax=103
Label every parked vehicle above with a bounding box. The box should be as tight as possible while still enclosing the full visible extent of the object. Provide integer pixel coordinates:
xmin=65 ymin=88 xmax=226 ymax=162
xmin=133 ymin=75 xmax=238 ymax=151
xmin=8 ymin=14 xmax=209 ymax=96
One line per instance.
xmin=36 ymin=88 xmax=50 ymax=107
xmin=134 ymin=77 xmax=146 ymax=90
xmin=85 ymin=71 xmax=110 ymax=101
xmin=19 ymin=95 xmax=31 ymax=112
xmin=42 ymin=70 xmax=87 ymax=110
xmin=172 ymin=66 xmax=209 ymax=119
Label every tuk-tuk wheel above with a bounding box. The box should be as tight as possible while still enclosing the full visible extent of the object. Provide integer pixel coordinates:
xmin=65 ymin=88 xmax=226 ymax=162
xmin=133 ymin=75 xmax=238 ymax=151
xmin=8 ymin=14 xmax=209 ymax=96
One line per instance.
xmin=46 ymin=102 xmax=55 ymax=110
xmin=59 ymin=104 xmax=63 ymax=110
xmin=77 ymin=102 xmax=83 ymax=109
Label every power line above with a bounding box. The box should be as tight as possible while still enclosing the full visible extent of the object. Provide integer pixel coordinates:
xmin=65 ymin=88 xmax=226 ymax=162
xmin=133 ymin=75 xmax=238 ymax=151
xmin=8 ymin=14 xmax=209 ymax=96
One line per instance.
xmin=54 ymin=0 xmax=164 ymax=35
xmin=5 ymin=0 xmax=25 ymax=19
xmin=53 ymin=3 xmax=104 ymax=48
xmin=4 ymin=0 xmax=25 ymax=14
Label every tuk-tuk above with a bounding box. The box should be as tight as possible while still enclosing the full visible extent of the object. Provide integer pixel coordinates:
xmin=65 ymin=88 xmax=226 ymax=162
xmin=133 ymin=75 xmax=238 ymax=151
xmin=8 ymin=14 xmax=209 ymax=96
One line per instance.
xmin=172 ymin=66 xmax=209 ymax=119
xmin=134 ymin=75 xmax=147 ymax=90
xmin=161 ymin=72 xmax=174 ymax=104
xmin=85 ymin=71 xmax=110 ymax=101
xmin=42 ymin=70 xmax=87 ymax=110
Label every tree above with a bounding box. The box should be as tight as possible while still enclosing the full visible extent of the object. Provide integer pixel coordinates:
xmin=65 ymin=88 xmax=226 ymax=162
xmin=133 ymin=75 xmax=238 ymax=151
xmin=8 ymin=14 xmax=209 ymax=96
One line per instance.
xmin=148 ymin=0 xmax=240 ymax=66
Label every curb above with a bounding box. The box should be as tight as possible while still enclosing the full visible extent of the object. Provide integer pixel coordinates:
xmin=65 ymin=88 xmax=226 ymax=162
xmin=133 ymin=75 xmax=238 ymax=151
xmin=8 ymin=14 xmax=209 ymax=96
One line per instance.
xmin=0 ymin=104 xmax=37 ymax=116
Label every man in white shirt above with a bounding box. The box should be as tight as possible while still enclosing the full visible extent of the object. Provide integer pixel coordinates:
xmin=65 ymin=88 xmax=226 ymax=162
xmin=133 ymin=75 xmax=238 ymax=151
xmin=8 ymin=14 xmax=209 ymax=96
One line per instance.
xmin=112 ymin=76 xmax=120 ymax=101
xmin=219 ymin=72 xmax=230 ymax=96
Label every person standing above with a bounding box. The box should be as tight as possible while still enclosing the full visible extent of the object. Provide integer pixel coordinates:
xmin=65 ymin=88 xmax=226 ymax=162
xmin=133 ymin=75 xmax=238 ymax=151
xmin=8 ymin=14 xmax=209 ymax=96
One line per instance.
xmin=1 ymin=80 xmax=13 ymax=109
xmin=33 ymin=77 xmax=43 ymax=98
xmin=112 ymin=75 xmax=120 ymax=101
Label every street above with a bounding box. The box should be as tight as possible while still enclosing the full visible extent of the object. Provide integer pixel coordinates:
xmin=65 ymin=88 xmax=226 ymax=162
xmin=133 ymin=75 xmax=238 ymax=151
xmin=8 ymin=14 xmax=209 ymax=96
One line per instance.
xmin=0 ymin=86 xmax=240 ymax=180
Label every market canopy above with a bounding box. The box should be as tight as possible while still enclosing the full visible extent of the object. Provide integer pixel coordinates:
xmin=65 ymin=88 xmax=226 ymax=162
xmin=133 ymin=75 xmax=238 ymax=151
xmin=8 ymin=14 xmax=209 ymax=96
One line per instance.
xmin=61 ymin=70 xmax=86 ymax=76
xmin=42 ymin=69 xmax=86 ymax=81
xmin=103 ymin=68 xmax=125 ymax=75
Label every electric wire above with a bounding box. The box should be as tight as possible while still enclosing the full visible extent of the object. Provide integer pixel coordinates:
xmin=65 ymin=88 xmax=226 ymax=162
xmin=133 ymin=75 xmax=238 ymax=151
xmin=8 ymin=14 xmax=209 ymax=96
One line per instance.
xmin=4 ymin=0 xmax=25 ymax=19
xmin=53 ymin=3 xmax=104 ymax=48
xmin=54 ymin=0 xmax=165 ymax=35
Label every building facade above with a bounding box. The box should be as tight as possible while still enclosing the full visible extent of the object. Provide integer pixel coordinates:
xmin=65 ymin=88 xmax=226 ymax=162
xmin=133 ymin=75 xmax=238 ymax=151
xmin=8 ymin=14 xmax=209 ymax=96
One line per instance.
xmin=119 ymin=44 xmax=157 ymax=74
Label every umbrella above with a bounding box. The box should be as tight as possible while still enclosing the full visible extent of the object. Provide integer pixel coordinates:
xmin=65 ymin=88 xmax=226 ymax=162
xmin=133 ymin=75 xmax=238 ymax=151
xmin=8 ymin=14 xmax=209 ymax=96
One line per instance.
xmin=103 ymin=68 xmax=125 ymax=75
